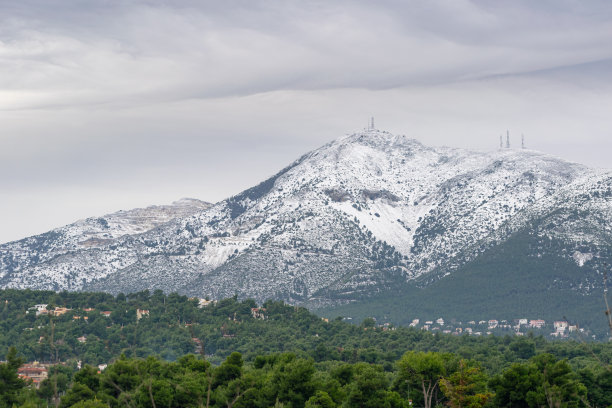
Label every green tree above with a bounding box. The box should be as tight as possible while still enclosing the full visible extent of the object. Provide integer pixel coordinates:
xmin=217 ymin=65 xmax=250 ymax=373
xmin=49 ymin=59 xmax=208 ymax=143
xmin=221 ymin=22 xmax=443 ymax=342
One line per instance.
xmin=39 ymin=364 xmax=72 ymax=405
xmin=72 ymin=365 xmax=101 ymax=393
xmin=344 ymin=363 xmax=404 ymax=408
xmin=266 ymin=354 xmax=316 ymax=408
xmin=0 ymin=347 xmax=26 ymax=408
xmin=510 ymin=337 xmax=536 ymax=360
xmin=490 ymin=361 xmax=542 ymax=408
xmin=69 ymin=401 xmax=107 ymax=408
xmin=217 ymin=368 xmax=260 ymax=408
xmin=578 ymin=364 xmax=612 ymax=408
xmin=531 ymin=354 xmax=587 ymax=408
xmin=59 ymin=383 xmax=96 ymax=408
xmin=305 ymin=390 xmax=336 ymax=408
xmin=397 ymin=351 xmax=452 ymax=408
xmin=439 ymin=359 xmax=491 ymax=408
xmin=136 ymin=378 xmax=174 ymax=408
xmin=491 ymin=354 xmax=587 ymax=408
xmin=213 ymin=352 xmax=243 ymax=388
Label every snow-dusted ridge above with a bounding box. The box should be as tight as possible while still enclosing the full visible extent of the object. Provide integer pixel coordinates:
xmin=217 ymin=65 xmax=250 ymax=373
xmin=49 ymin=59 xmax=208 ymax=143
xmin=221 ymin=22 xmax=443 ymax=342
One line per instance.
xmin=1 ymin=130 xmax=611 ymax=306
xmin=0 ymin=198 xmax=211 ymax=286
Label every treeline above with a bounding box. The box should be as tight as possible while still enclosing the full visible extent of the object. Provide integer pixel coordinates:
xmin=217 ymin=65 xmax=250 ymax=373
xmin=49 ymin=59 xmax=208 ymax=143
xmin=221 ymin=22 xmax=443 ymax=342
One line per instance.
xmin=1 ymin=289 xmax=612 ymax=406
xmin=2 ymin=346 xmax=612 ymax=407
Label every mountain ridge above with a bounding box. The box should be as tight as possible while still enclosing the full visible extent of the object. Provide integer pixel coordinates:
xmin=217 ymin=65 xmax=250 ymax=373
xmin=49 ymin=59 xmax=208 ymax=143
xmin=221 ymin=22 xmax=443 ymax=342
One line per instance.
xmin=1 ymin=130 xmax=611 ymax=320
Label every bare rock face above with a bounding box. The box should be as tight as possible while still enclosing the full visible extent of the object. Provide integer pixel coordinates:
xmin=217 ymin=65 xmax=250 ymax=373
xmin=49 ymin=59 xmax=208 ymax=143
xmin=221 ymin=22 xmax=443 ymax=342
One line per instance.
xmin=1 ymin=130 xmax=611 ymax=307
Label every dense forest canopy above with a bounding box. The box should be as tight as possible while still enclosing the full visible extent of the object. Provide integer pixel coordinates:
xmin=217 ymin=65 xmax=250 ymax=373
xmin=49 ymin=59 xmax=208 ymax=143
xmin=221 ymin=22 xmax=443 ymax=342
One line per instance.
xmin=1 ymin=289 xmax=611 ymax=407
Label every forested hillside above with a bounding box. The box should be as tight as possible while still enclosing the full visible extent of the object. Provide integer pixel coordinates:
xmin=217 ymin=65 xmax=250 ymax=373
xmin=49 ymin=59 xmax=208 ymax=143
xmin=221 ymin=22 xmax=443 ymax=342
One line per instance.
xmin=1 ymin=289 xmax=612 ymax=407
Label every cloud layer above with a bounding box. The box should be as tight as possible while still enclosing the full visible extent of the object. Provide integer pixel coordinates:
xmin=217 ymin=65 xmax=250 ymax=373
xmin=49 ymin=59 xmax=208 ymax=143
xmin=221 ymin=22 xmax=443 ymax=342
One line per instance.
xmin=3 ymin=1 xmax=612 ymax=108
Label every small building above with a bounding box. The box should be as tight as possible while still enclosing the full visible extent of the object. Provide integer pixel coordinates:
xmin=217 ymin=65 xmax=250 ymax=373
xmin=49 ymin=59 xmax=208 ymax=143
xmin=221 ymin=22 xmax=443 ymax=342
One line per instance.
xmin=52 ymin=307 xmax=71 ymax=317
xmin=83 ymin=308 xmax=95 ymax=312
xmin=530 ymin=319 xmax=546 ymax=329
xmin=77 ymin=336 xmax=87 ymax=343
xmin=251 ymin=308 xmax=267 ymax=320
xmin=190 ymin=297 xmax=216 ymax=308
xmin=100 ymin=311 xmax=112 ymax=318
xmin=30 ymin=304 xmax=48 ymax=316
xmin=553 ymin=321 xmax=568 ymax=337
xmin=136 ymin=309 xmax=149 ymax=320
xmin=409 ymin=319 xmax=420 ymax=327
xmin=198 ymin=298 xmax=215 ymax=308
xmin=436 ymin=318 xmax=445 ymax=326
xmin=192 ymin=338 xmax=203 ymax=354
xmin=488 ymin=320 xmax=499 ymax=329
xmin=18 ymin=363 xmax=48 ymax=388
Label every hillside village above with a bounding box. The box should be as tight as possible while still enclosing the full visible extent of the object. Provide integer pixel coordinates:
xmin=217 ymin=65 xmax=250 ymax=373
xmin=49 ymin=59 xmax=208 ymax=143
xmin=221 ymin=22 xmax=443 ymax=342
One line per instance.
xmin=403 ymin=317 xmax=583 ymax=338
xmin=22 ymin=299 xmax=591 ymax=355
xmin=0 ymin=289 xmax=600 ymax=386
xmin=9 ymin=308 xmax=588 ymax=387
xmin=26 ymin=300 xmax=586 ymax=344
xmin=2 ymin=288 xmax=612 ymax=408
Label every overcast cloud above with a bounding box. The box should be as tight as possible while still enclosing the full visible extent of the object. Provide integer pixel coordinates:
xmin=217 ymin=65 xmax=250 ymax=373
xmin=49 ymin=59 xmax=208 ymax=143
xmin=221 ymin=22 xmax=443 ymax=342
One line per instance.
xmin=1 ymin=0 xmax=612 ymax=243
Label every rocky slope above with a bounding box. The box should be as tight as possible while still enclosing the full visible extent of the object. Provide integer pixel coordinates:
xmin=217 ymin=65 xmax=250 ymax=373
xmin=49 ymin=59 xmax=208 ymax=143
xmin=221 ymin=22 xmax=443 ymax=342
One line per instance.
xmin=1 ymin=130 xmax=610 ymax=309
xmin=0 ymin=198 xmax=211 ymax=290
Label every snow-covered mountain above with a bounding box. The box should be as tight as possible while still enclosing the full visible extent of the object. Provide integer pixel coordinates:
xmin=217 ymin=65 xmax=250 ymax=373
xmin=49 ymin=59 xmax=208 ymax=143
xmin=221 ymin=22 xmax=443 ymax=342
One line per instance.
xmin=0 ymin=198 xmax=210 ymax=290
xmin=1 ymin=130 xmax=611 ymax=310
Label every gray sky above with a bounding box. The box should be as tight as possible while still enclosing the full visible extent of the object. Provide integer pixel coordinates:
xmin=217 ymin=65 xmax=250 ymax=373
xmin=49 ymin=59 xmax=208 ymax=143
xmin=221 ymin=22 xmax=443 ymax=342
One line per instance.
xmin=1 ymin=0 xmax=612 ymax=243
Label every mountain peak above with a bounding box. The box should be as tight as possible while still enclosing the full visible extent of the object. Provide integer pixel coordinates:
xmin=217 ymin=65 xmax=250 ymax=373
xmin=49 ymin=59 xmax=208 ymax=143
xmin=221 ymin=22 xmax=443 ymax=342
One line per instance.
xmin=335 ymin=129 xmax=424 ymax=151
xmin=1 ymin=130 xmax=610 ymax=319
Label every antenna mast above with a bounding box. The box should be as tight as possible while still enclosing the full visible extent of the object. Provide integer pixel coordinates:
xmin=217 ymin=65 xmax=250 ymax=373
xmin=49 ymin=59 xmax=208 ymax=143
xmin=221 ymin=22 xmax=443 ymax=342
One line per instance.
xmin=521 ymin=134 xmax=525 ymax=149
xmin=499 ymin=134 xmax=502 ymax=149
xmin=506 ymin=130 xmax=510 ymax=149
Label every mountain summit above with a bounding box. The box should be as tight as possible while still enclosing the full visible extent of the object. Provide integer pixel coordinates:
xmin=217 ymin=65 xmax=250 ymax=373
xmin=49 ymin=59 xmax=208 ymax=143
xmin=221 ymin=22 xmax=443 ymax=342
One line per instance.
xmin=1 ymin=130 xmax=611 ymax=321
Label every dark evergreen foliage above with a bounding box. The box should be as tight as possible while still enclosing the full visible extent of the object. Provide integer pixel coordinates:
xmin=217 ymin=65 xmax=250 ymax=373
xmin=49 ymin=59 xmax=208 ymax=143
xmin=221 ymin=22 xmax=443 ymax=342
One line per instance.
xmin=1 ymin=289 xmax=611 ymax=407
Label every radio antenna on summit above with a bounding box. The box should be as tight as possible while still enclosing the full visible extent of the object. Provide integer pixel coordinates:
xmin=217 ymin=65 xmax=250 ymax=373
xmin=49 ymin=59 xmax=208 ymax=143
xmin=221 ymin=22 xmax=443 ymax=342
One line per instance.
xmin=499 ymin=134 xmax=502 ymax=149
xmin=370 ymin=117 xmax=375 ymax=130
xmin=506 ymin=130 xmax=510 ymax=149
xmin=522 ymin=134 xmax=525 ymax=149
